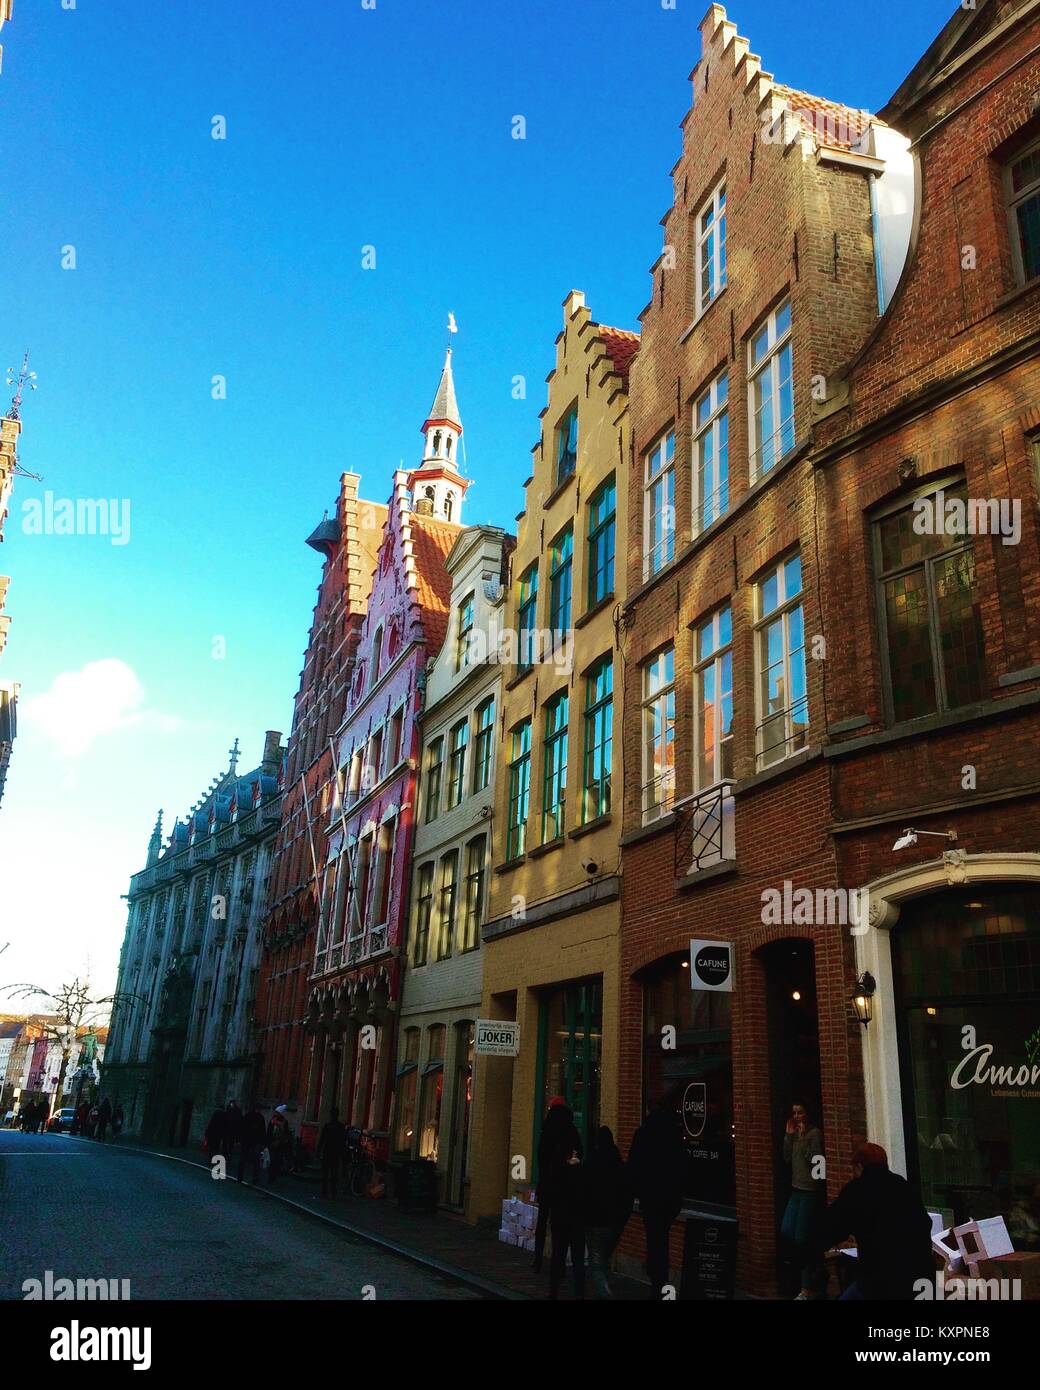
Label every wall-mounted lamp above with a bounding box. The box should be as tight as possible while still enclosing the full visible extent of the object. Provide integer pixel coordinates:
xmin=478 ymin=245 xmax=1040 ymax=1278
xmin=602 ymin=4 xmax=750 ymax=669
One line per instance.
xmin=851 ymin=972 xmax=876 ymax=1027
xmin=892 ymin=827 xmax=957 ymax=852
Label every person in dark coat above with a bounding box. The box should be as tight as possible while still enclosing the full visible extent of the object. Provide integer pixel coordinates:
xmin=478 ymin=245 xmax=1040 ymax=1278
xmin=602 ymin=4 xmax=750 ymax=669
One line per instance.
xmin=266 ymin=1106 xmax=293 ymax=1184
xmin=628 ymin=1100 xmax=686 ymax=1299
xmin=538 ymin=1102 xmax=586 ymax=1299
xmin=96 ymin=1097 xmax=113 ymax=1142
xmin=584 ymin=1126 xmax=634 ymax=1299
xmin=533 ymin=1096 xmax=566 ymax=1271
xmin=817 ymin=1143 xmax=936 ymax=1300
xmin=204 ymin=1104 xmax=228 ymax=1161
xmin=224 ymin=1100 xmax=242 ymax=1161
xmin=316 ymin=1106 xmax=348 ymax=1198
xmin=238 ymin=1103 xmax=268 ymax=1185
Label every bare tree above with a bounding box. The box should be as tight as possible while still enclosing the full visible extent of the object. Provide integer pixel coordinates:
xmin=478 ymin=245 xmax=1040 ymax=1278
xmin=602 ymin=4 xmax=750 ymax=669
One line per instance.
xmin=3 ymin=977 xmax=119 ymax=1114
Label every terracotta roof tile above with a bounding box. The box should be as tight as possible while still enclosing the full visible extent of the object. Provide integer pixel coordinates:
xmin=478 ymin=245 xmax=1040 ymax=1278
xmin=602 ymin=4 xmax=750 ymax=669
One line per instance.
xmin=597 ymin=326 xmax=640 ymax=385
xmin=772 ymin=86 xmax=878 ymax=151
xmin=408 ymin=512 xmax=460 ymax=653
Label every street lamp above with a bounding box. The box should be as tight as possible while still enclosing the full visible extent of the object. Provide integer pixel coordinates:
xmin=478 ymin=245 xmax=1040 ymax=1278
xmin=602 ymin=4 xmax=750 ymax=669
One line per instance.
xmin=851 ymin=972 xmax=876 ymax=1027
xmin=892 ymin=827 xmax=957 ymax=852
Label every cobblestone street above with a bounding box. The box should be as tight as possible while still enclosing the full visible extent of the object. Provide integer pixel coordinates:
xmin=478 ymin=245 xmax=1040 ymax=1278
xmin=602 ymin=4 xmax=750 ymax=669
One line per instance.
xmin=0 ymin=1130 xmax=481 ymax=1301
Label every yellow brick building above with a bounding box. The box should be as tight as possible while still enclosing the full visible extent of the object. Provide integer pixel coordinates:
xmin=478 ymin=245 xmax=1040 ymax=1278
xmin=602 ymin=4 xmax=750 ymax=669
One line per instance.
xmin=468 ymin=291 xmax=637 ymax=1222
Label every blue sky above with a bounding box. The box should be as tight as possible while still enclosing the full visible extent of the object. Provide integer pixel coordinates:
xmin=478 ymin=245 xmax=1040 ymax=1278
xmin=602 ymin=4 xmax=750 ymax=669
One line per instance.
xmin=0 ymin=0 xmax=956 ymax=1002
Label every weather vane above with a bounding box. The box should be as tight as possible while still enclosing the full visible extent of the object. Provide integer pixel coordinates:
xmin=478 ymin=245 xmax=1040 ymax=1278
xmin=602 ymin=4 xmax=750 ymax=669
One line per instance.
xmin=5 ymin=350 xmax=38 ymax=421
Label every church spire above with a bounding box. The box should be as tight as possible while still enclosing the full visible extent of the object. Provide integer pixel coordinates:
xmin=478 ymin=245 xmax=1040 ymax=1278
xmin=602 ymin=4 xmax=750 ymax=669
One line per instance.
xmin=147 ymin=808 xmax=164 ymax=867
xmin=410 ymin=334 xmax=470 ymax=524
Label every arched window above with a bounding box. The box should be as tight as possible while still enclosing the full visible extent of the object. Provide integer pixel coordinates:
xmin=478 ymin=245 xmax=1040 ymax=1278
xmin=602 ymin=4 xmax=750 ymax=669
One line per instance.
xmin=424 ymin=485 xmax=435 ymax=502
xmin=432 ymin=430 xmax=442 ymax=455
xmin=371 ymin=626 xmax=383 ymax=684
xmin=444 ymin=494 xmax=454 ymax=522
xmin=446 ymin=436 xmax=453 ymax=458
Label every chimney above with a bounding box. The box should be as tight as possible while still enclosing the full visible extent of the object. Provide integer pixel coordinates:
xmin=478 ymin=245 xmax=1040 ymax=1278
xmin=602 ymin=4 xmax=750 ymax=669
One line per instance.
xmin=262 ymin=731 xmax=282 ymax=776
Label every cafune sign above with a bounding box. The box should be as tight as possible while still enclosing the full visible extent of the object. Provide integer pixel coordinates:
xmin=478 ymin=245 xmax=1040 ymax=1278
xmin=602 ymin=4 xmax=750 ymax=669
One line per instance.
xmin=682 ymin=1081 xmax=707 ymax=1138
xmin=689 ymin=939 xmax=734 ymax=993
xmin=474 ymin=1019 xmax=520 ymax=1057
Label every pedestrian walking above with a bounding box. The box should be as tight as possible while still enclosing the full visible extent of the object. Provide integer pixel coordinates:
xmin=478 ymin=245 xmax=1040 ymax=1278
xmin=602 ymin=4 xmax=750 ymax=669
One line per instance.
xmin=583 ymin=1126 xmax=634 ymax=1299
xmin=224 ymin=1099 xmax=242 ymax=1162
xmin=238 ymin=1103 xmax=267 ymax=1185
xmin=266 ymin=1105 xmax=293 ymax=1184
xmin=533 ymin=1096 xmax=566 ymax=1272
xmin=627 ymin=1099 xmax=686 ymax=1299
xmin=87 ymin=1104 xmax=99 ymax=1139
xmin=96 ymin=1097 xmax=112 ymax=1142
xmin=817 ymin=1142 xmax=935 ymax=1300
xmin=780 ymin=1100 xmax=827 ymax=1299
xmin=316 ymin=1106 xmax=348 ymax=1198
xmin=112 ymin=1103 xmax=124 ymax=1137
xmin=538 ymin=1101 xmax=585 ymax=1300
xmin=204 ymin=1103 xmax=228 ymax=1161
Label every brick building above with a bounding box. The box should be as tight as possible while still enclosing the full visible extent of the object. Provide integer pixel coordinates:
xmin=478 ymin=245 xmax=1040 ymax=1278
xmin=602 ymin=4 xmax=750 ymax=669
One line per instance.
xmin=256 ymin=475 xmax=384 ymax=1138
xmin=300 ymin=350 xmax=466 ymax=1151
xmin=469 ymin=291 xmax=637 ymax=1224
xmin=812 ymin=0 xmax=1040 ymax=1251
xmin=615 ymin=4 xmax=916 ymax=1296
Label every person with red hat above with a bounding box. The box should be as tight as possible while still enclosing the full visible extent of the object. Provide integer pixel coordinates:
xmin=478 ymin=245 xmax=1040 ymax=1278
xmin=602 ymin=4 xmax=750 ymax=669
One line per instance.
xmin=816 ymin=1142 xmax=935 ymax=1299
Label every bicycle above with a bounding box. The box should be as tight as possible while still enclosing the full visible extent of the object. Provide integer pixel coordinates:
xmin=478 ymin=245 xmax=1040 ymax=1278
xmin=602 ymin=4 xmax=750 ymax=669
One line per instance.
xmin=346 ymin=1126 xmax=375 ymax=1197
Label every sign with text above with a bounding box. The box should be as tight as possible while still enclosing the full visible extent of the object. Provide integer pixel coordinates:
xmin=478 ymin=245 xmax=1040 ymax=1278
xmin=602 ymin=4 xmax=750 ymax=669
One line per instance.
xmin=474 ymin=1019 xmax=520 ymax=1057
xmin=689 ymin=939 xmax=734 ymax=992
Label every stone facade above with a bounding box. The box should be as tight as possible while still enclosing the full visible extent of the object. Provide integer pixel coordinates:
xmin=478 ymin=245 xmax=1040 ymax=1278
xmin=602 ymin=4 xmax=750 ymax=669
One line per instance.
xmin=103 ymin=735 xmax=284 ymax=1145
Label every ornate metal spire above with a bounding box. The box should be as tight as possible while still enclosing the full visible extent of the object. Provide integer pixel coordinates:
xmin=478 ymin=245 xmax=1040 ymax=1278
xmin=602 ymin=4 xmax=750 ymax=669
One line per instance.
xmin=228 ymin=736 xmax=241 ymax=775
xmin=5 ymin=351 xmax=37 ymax=421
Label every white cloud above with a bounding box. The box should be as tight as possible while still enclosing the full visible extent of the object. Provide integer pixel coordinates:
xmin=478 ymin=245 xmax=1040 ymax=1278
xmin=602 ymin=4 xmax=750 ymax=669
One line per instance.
xmin=21 ymin=658 xmax=181 ymax=758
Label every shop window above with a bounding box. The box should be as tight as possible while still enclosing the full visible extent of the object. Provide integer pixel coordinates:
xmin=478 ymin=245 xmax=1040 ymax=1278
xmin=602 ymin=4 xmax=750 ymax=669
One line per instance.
xmin=418 ymin=1025 xmax=446 ymax=1162
xmin=891 ymin=886 xmax=1040 ymax=1238
xmin=394 ymin=1027 xmax=421 ymax=1156
xmin=872 ymin=479 xmax=986 ymax=724
xmin=643 ymin=956 xmax=735 ymax=1212
xmin=536 ymin=979 xmax=602 ymax=1163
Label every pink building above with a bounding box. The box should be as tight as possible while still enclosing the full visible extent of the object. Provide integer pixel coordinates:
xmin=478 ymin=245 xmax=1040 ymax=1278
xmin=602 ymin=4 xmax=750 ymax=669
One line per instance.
xmin=302 ymin=350 xmax=468 ymax=1150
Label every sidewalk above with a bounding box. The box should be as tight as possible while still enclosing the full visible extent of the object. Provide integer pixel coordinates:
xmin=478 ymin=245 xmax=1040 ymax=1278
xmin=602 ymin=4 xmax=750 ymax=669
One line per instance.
xmin=108 ymin=1136 xmax=651 ymax=1301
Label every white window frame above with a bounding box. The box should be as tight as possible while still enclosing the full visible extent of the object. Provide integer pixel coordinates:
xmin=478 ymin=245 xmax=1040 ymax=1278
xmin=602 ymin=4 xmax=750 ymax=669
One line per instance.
xmin=1005 ymin=139 xmax=1040 ymax=286
xmin=695 ymin=181 xmax=727 ymax=318
xmin=693 ymin=606 xmax=733 ymax=790
xmin=753 ymin=552 xmax=807 ymax=771
xmin=692 ymin=371 xmax=729 ymax=536
xmin=643 ymin=429 xmax=676 ymax=581
xmin=748 ymin=300 xmax=794 ymax=481
xmin=641 ymin=646 xmax=676 ymax=825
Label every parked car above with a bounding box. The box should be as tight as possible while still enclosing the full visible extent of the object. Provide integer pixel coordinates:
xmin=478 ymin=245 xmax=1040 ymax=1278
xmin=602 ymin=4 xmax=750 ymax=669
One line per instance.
xmin=2 ymin=1110 xmax=14 ymax=1127
xmin=48 ymin=1108 xmax=77 ymax=1133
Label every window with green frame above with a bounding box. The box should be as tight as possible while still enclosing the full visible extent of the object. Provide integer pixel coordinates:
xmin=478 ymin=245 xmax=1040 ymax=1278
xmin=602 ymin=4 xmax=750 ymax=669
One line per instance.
xmin=549 ymin=525 xmax=573 ymax=638
xmin=542 ymin=691 xmax=568 ymax=842
xmin=506 ymin=719 xmax=532 ymax=859
xmin=423 ymin=737 xmax=443 ymax=823
xmin=518 ymin=564 xmax=538 ymax=669
xmin=435 ymin=850 xmax=458 ymax=960
xmin=455 ymin=592 xmax=475 ymax=671
xmin=556 ymin=403 xmax=578 ymax=486
xmin=471 ymin=696 xmax=495 ymax=792
xmin=586 ymin=475 xmax=616 ymax=608
xmin=582 ymin=655 xmax=612 ymax=821
xmin=461 ymin=835 xmax=486 ymax=951
xmin=412 ymin=862 xmax=434 ymax=966
xmin=535 ymin=979 xmax=602 ymax=1166
xmin=447 ymin=718 xmax=468 ymax=809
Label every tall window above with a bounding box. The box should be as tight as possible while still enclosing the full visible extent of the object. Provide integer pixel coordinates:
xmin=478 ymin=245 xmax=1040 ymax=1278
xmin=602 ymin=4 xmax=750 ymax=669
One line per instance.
xmin=642 ymin=646 xmax=676 ymax=823
xmin=423 ymin=738 xmax=443 ymax=823
xmin=506 ymin=719 xmax=532 ymax=859
xmin=549 ymin=526 xmax=573 ymax=639
xmin=394 ymin=1028 xmax=420 ymax=1155
xmin=556 ymin=403 xmax=579 ymax=485
xmin=692 ymin=372 xmax=729 ymax=535
xmin=447 ymin=719 xmax=468 ymax=809
xmin=371 ymin=817 xmax=396 ymax=931
xmin=461 ymin=835 xmax=486 ymax=952
xmin=694 ymin=606 xmax=733 ymax=788
xmin=413 ymin=862 xmax=434 ymax=966
xmin=518 ymin=564 xmax=538 ymax=669
xmin=418 ymin=1025 xmax=446 ymax=1162
xmin=1006 ymin=140 xmax=1040 ymax=284
xmin=644 ymin=430 xmax=676 ymax=579
xmin=542 ymin=691 xmax=569 ymax=842
xmin=695 ymin=181 xmax=727 ymax=317
xmin=582 ymin=655 xmax=613 ymax=822
xmin=749 ymin=300 xmax=793 ymax=478
xmin=371 ymin=626 xmax=383 ymax=685
xmin=388 ymin=707 xmax=404 ymax=767
xmin=456 ymin=592 xmax=475 ymax=671
xmin=873 ymin=480 xmax=986 ymax=723
xmin=472 ymin=696 xmax=495 ymax=792
xmin=754 ymin=551 xmax=807 ymax=769
xmin=586 ymin=475 xmax=616 ymax=607
xmin=435 ymin=851 xmax=458 ymax=960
